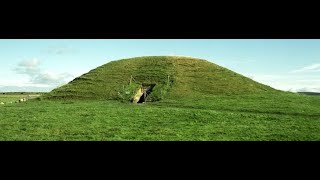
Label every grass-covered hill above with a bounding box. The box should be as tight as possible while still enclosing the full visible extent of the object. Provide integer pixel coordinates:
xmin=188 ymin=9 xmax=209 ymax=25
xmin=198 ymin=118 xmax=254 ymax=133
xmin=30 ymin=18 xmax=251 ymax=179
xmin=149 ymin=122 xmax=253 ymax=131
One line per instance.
xmin=44 ymin=56 xmax=279 ymax=101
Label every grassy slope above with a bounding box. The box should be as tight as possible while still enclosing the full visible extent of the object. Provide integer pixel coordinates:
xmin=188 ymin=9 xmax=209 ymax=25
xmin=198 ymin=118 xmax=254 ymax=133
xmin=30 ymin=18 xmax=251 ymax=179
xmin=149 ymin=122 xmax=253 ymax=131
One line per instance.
xmin=1 ymin=92 xmax=320 ymax=141
xmin=45 ymin=56 xmax=279 ymax=101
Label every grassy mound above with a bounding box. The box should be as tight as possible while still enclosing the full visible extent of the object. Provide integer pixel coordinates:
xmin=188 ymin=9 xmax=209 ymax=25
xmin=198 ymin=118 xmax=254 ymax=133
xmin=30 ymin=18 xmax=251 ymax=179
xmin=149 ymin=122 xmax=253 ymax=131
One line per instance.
xmin=44 ymin=56 xmax=279 ymax=101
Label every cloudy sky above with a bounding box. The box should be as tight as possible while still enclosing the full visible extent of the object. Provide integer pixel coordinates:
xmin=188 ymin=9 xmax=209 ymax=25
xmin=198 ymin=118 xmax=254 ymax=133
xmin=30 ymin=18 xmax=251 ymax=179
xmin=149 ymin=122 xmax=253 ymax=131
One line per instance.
xmin=0 ymin=39 xmax=319 ymax=92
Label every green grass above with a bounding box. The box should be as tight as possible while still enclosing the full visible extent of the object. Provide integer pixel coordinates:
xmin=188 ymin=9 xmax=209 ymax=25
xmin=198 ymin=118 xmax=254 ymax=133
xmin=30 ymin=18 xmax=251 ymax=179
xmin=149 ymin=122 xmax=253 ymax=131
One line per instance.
xmin=1 ymin=92 xmax=319 ymax=141
xmin=0 ymin=94 xmax=24 ymax=103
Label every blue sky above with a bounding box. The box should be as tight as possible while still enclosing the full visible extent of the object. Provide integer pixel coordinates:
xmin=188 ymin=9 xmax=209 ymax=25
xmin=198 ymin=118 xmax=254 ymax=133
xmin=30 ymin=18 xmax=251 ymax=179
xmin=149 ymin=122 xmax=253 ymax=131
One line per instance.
xmin=0 ymin=39 xmax=320 ymax=92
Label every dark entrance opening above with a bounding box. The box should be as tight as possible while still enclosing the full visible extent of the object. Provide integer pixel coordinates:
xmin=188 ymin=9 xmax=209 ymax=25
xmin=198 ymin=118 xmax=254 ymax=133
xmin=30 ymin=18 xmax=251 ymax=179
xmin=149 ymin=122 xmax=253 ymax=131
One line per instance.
xmin=137 ymin=84 xmax=156 ymax=103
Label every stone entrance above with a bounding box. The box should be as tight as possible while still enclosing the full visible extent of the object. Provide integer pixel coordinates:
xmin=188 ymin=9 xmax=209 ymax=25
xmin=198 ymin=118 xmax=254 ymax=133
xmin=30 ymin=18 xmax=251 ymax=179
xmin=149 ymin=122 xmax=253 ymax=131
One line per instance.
xmin=133 ymin=84 xmax=156 ymax=103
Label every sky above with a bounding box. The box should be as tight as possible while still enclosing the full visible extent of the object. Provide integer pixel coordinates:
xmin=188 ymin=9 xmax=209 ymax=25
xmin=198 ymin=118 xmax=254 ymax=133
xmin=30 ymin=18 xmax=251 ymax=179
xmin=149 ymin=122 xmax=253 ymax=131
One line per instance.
xmin=0 ymin=39 xmax=319 ymax=92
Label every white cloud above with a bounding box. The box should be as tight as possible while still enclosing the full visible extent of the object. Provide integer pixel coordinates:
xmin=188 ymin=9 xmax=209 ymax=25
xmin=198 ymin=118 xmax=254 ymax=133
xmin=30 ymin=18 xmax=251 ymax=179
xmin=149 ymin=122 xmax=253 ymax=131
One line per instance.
xmin=46 ymin=45 xmax=75 ymax=55
xmin=296 ymin=79 xmax=320 ymax=83
xmin=31 ymin=71 xmax=74 ymax=85
xmin=290 ymin=87 xmax=320 ymax=93
xmin=10 ymin=59 xmax=76 ymax=91
xmin=0 ymin=86 xmax=53 ymax=92
xmin=0 ymin=80 xmax=29 ymax=87
xmin=14 ymin=58 xmax=41 ymax=76
xmin=291 ymin=64 xmax=320 ymax=73
xmin=18 ymin=58 xmax=41 ymax=67
xmin=247 ymin=73 xmax=320 ymax=93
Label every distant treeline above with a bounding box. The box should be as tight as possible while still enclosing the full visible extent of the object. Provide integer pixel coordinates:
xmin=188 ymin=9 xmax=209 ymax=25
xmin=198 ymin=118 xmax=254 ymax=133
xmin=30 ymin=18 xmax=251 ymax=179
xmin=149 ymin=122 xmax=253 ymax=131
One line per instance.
xmin=298 ymin=92 xmax=320 ymax=96
xmin=1 ymin=92 xmax=47 ymax=95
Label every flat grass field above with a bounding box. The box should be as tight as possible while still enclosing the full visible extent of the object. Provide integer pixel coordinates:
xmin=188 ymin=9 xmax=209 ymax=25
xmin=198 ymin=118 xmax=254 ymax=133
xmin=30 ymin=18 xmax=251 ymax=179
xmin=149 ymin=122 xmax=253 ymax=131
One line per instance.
xmin=0 ymin=93 xmax=41 ymax=103
xmin=1 ymin=92 xmax=320 ymax=141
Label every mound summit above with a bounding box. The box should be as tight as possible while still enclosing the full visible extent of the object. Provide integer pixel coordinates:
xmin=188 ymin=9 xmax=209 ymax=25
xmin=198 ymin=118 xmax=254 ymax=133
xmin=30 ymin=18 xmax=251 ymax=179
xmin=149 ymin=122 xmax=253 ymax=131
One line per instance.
xmin=45 ymin=56 xmax=277 ymax=102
